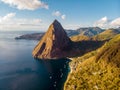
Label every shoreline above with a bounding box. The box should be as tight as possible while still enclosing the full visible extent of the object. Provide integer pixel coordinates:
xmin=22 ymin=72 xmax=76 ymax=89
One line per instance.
xmin=61 ymin=62 xmax=71 ymax=90
xmin=63 ymin=58 xmax=73 ymax=90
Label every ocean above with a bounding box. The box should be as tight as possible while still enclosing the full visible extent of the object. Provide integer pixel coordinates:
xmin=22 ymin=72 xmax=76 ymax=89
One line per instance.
xmin=0 ymin=31 xmax=70 ymax=90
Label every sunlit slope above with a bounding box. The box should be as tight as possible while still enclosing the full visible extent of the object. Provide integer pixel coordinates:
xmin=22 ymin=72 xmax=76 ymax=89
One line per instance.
xmin=64 ymin=34 xmax=120 ymax=90
xmin=70 ymin=35 xmax=91 ymax=41
xmin=92 ymin=29 xmax=120 ymax=41
xmin=71 ymin=29 xmax=120 ymax=42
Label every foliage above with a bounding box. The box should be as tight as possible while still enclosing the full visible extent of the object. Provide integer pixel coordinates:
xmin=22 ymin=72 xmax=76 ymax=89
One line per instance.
xmin=92 ymin=29 xmax=120 ymax=41
xmin=64 ymin=34 xmax=120 ymax=90
xmin=70 ymin=35 xmax=91 ymax=41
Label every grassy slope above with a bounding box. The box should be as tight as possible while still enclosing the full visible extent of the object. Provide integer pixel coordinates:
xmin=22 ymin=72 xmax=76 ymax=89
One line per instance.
xmin=92 ymin=29 xmax=120 ymax=41
xmin=64 ymin=34 xmax=120 ymax=90
xmin=70 ymin=29 xmax=120 ymax=42
xmin=70 ymin=35 xmax=91 ymax=41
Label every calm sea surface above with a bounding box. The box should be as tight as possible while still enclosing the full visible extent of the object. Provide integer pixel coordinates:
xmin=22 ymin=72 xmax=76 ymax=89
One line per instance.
xmin=0 ymin=31 xmax=70 ymax=90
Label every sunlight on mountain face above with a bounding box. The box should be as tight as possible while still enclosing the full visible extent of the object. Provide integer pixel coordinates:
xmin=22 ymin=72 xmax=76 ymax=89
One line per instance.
xmin=64 ymin=34 xmax=120 ymax=90
xmin=0 ymin=0 xmax=120 ymax=90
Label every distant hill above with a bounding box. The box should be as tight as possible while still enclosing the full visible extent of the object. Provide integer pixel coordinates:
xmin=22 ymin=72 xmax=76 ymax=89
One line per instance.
xmin=64 ymin=34 xmax=120 ymax=90
xmin=70 ymin=35 xmax=91 ymax=41
xmin=70 ymin=28 xmax=120 ymax=42
xmin=15 ymin=27 xmax=104 ymax=40
xmin=76 ymin=27 xmax=104 ymax=36
xmin=14 ymin=27 xmax=120 ymax=41
xmin=15 ymin=30 xmax=78 ymax=40
xmin=15 ymin=33 xmax=44 ymax=40
xmin=65 ymin=29 xmax=79 ymax=37
xmin=92 ymin=29 xmax=120 ymax=41
xmin=70 ymin=27 xmax=104 ymax=42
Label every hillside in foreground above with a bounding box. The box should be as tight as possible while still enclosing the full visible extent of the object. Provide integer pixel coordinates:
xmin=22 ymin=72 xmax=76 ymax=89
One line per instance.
xmin=64 ymin=34 xmax=120 ymax=90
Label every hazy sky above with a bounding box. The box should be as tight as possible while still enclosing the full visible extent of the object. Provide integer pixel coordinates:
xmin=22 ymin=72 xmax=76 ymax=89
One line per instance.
xmin=0 ymin=0 xmax=120 ymax=31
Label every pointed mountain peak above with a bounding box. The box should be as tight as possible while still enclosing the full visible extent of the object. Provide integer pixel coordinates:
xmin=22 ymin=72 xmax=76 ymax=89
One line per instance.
xmin=52 ymin=19 xmax=61 ymax=28
xmin=49 ymin=19 xmax=65 ymax=33
xmin=32 ymin=20 xmax=72 ymax=59
xmin=53 ymin=19 xmax=59 ymax=24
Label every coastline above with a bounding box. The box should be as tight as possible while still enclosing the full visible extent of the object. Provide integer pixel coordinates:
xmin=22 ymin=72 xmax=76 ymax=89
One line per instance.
xmin=63 ymin=58 xmax=73 ymax=90
xmin=60 ymin=62 xmax=71 ymax=90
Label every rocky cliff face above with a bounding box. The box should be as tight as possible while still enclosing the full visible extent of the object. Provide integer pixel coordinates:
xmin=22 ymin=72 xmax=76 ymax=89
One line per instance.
xmin=32 ymin=20 xmax=105 ymax=59
xmin=32 ymin=20 xmax=72 ymax=59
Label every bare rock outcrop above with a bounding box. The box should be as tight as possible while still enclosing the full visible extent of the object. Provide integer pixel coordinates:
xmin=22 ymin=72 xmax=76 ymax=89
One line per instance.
xmin=32 ymin=20 xmax=72 ymax=59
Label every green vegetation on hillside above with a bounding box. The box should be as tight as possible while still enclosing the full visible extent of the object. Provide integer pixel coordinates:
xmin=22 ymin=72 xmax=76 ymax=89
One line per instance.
xmin=76 ymin=27 xmax=104 ymax=36
xmin=64 ymin=34 xmax=120 ymax=90
xmin=70 ymin=35 xmax=91 ymax=41
xmin=92 ymin=29 xmax=120 ymax=41
xmin=71 ymin=29 xmax=120 ymax=42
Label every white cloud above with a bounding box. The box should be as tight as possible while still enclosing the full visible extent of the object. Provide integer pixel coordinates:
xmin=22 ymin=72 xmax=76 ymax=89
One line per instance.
xmin=94 ymin=16 xmax=120 ymax=28
xmin=110 ymin=18 xmax=120 ymax=28
xmin=0 ymin=13 xmax=46 ymax=31
xmin=1 ymin=0 xmax=49 ymax=10
xmin=52 ymin=11 xmax=66 ymax=20
xmin=0 ymin=13 xmax=16 ymax=24
xmin=61 ymin=14 xmax=66 ymax=20
xmin=93 ymin=16 xmax=108 ymax=28
xmin=101 ymin=16 xmax=108 ymax=21
xmin=52 ymin=11 xmax=61 ymax=17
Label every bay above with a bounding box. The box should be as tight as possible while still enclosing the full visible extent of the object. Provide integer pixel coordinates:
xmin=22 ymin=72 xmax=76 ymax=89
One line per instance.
xmin=0 ymin=31 xmax=70 ymax=90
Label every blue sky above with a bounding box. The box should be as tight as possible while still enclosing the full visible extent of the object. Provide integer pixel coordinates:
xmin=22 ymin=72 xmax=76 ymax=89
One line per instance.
xmin=0 ymin=0 xmax=120 ymax=31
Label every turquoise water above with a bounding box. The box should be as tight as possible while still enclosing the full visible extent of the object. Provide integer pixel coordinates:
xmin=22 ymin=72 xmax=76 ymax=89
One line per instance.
xmin=0 ymin=31 xmax=70 ymax=90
